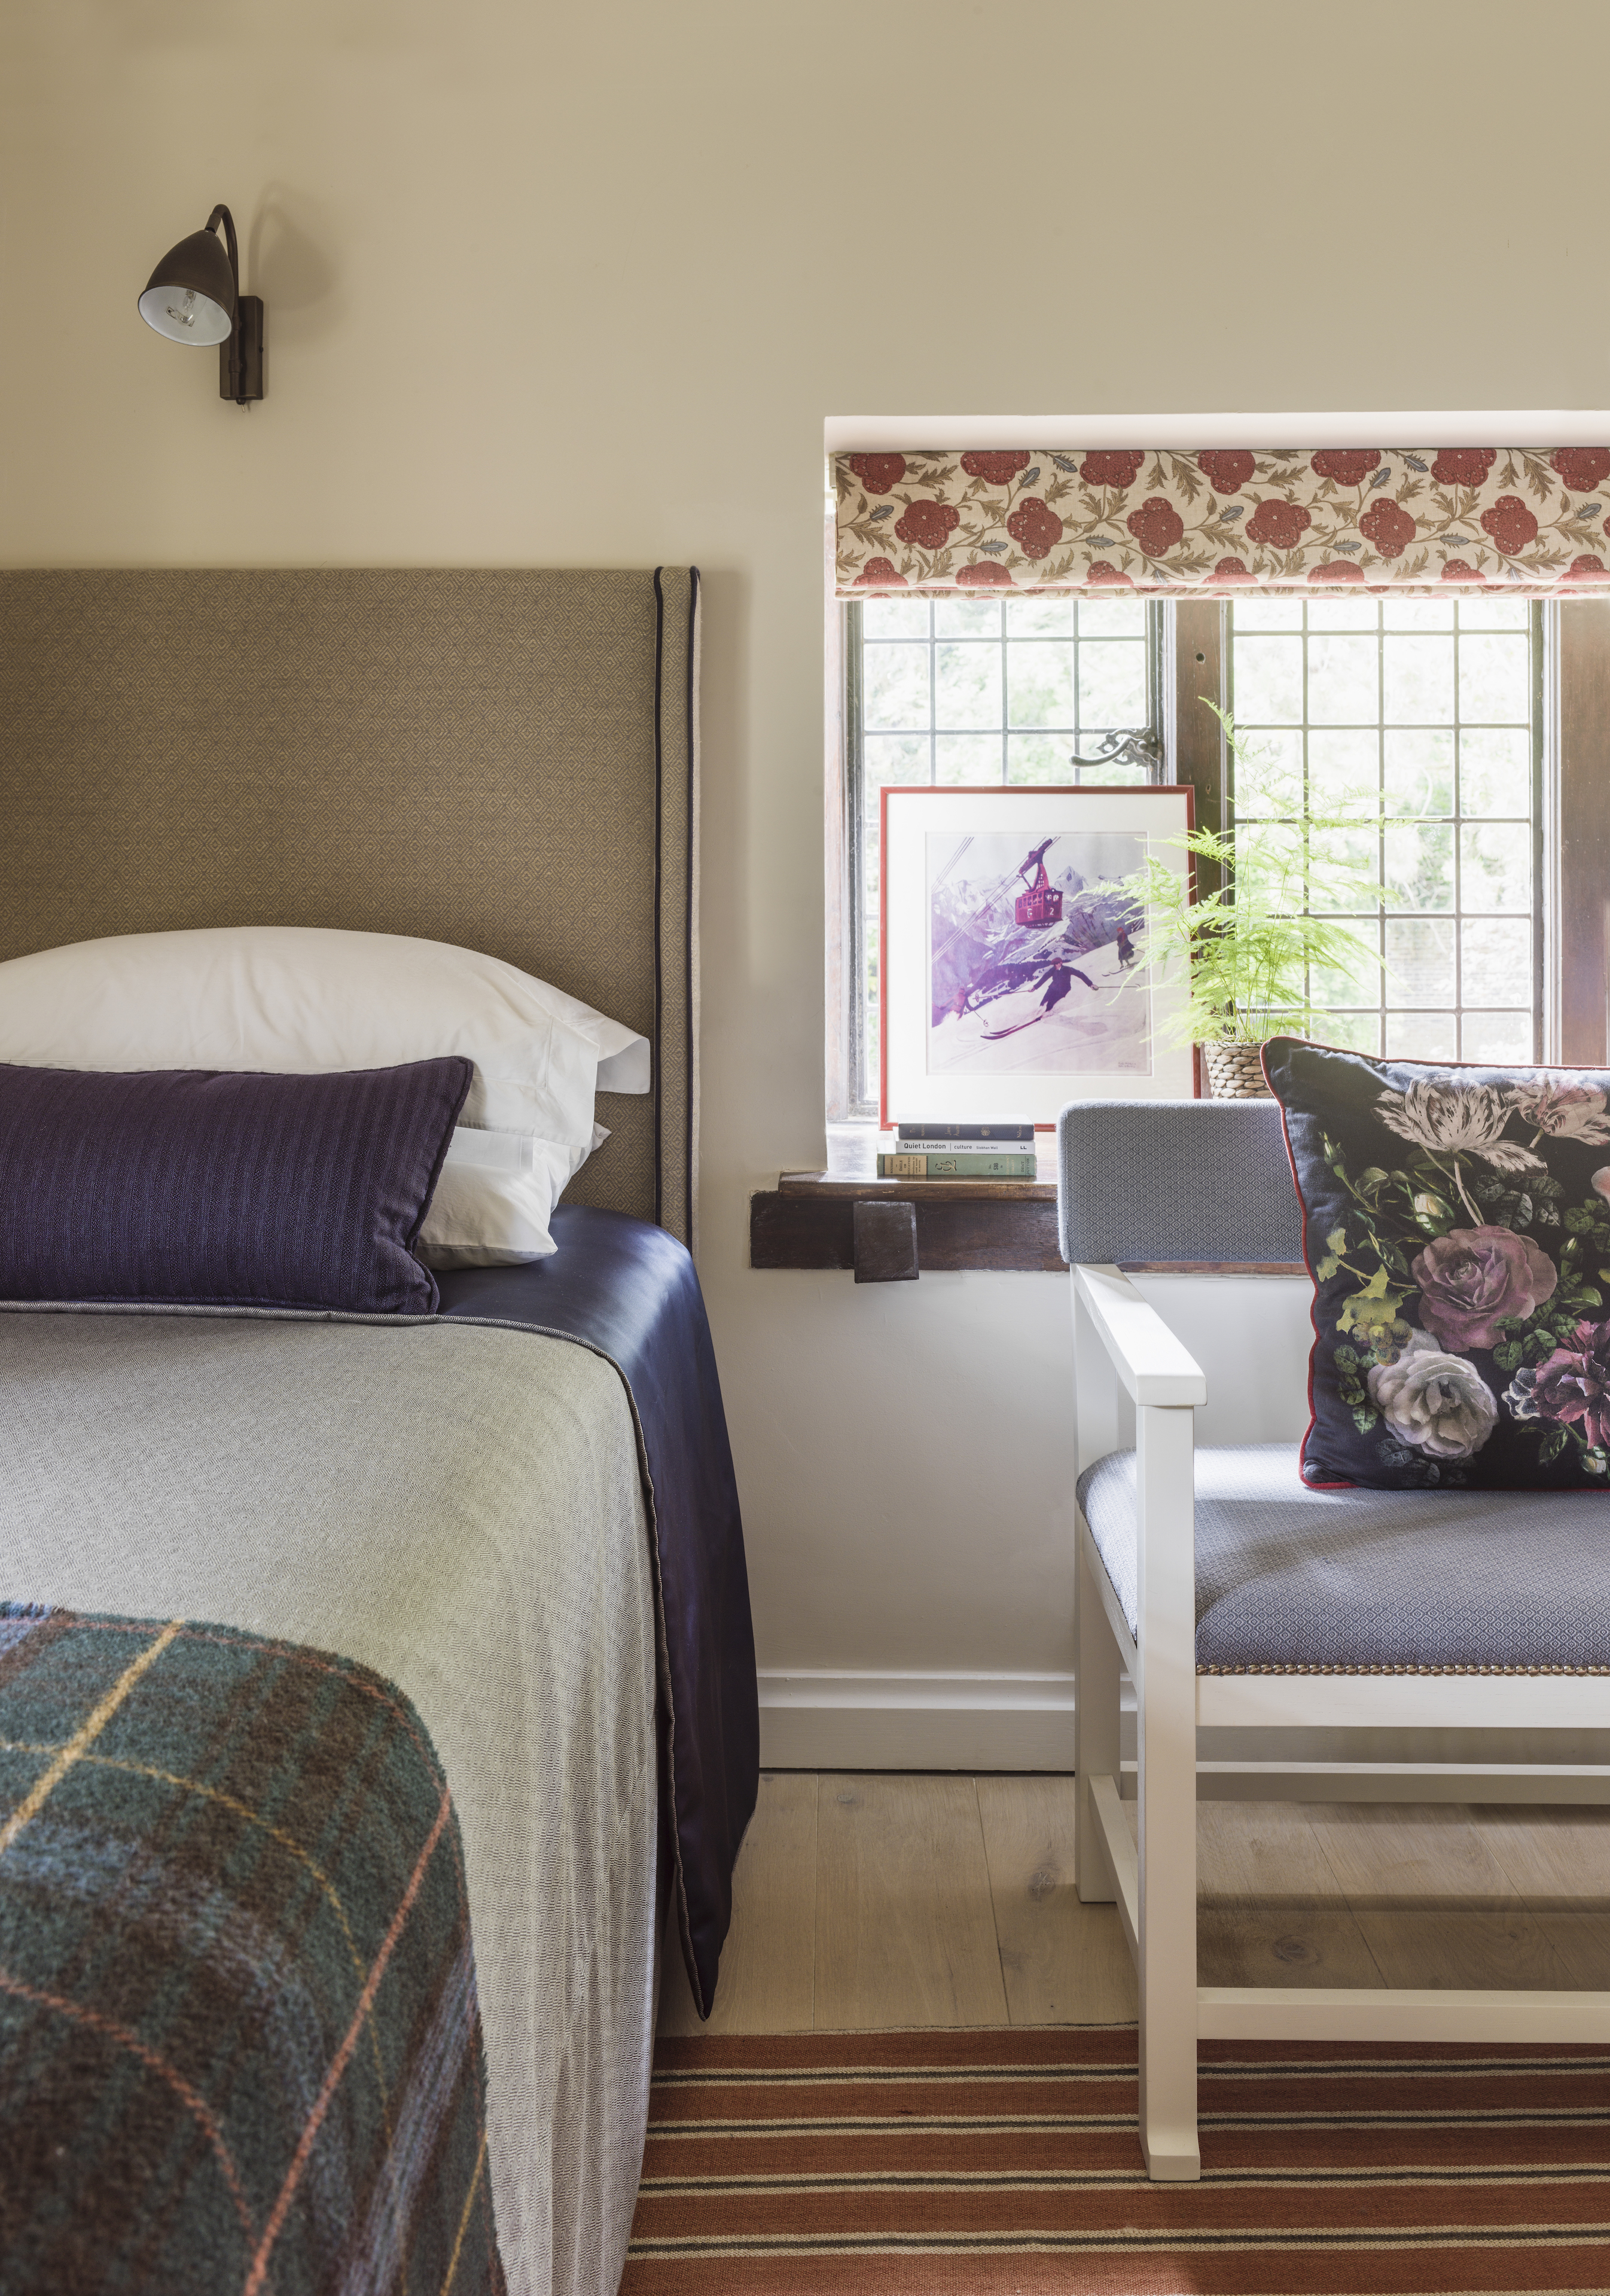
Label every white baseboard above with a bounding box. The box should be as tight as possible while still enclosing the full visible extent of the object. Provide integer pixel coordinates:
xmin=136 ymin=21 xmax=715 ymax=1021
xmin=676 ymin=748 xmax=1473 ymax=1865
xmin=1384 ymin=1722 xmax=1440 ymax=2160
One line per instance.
xmin=757 ymin=1670 xmax=1076 ymax=1771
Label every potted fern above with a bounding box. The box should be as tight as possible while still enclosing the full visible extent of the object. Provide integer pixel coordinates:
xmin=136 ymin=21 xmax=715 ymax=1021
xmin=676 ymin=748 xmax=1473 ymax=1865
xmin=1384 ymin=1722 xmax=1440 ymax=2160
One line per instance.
xmin=1119 ymin=705 xmax=1389 ymax=1097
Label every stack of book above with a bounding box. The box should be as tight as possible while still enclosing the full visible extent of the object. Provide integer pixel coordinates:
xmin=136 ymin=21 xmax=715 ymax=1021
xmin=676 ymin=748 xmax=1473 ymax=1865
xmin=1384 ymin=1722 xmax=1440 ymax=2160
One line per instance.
xmin=876 ymin=1120 xmax=1038 ymax=1179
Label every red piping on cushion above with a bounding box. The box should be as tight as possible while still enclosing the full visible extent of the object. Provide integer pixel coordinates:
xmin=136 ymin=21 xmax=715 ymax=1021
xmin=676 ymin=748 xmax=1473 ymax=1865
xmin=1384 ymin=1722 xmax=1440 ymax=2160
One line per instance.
xmin=1261 ymin=1039 xmax=1357 ymax=1490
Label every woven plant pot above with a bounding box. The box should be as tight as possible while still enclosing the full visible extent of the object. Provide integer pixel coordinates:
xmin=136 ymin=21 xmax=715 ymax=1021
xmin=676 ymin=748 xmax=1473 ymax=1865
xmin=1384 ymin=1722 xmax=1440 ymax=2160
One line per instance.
xmin=1203 ymin=1038 xmax=1273 ymax=1099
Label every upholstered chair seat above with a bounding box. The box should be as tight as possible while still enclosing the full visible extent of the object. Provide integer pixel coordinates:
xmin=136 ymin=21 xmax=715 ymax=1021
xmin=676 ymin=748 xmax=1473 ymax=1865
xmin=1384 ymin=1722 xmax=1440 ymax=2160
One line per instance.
xmin=1078 ymin=1441 xmax=1610 ymax=1676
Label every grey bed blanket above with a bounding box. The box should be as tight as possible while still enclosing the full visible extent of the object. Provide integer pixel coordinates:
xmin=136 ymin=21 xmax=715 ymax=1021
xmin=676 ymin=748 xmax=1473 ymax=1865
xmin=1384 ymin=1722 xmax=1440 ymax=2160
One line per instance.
xmin=0 ymin=1306 xmax=660 ymax=2296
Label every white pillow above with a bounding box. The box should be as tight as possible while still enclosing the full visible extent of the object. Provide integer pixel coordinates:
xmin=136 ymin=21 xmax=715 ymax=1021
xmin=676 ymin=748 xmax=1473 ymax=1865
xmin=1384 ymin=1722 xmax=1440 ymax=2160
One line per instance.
xmin=0 ymin=928 xmax=648 ymax=1263
xmin=419 ymin=1123 xmax=610 ymax=1268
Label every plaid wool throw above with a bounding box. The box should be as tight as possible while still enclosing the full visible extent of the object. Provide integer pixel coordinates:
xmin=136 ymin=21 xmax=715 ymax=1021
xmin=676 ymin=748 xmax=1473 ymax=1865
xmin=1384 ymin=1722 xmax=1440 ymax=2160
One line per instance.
xmin=0 ymin=1602 xmax=505 ymax=2295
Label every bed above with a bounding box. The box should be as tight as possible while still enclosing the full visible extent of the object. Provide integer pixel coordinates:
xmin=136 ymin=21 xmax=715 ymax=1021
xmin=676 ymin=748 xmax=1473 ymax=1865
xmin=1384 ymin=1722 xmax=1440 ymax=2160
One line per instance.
xmin=0 ymin=568 xmax=757 ymax=2296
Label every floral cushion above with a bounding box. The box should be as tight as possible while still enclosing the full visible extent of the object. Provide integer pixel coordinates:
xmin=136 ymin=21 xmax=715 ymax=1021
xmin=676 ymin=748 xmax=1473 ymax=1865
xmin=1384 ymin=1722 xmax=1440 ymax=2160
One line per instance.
xmin=1263 ymin=1036 xmax=1610 ymax=1491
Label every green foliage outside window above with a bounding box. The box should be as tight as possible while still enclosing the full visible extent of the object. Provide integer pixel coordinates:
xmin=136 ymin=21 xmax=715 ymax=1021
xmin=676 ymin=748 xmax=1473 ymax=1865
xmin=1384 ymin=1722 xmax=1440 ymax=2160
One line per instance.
xmin=1121 ymin=703 xmax=1389 ymax=1048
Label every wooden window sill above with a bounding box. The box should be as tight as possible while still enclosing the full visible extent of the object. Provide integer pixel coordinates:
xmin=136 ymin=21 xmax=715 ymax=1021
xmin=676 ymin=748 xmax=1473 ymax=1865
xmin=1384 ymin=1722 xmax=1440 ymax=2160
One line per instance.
xmin=751 ymin=1169 xmax=1063 ymax=1275
xmin=778 ymin=1170 xmax=1056 ymax=1202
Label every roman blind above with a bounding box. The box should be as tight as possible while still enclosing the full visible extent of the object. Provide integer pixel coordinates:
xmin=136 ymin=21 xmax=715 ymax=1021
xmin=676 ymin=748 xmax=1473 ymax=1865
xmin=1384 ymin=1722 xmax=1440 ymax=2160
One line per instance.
xmin=833 ymin=449 xmax=1610 ymax=597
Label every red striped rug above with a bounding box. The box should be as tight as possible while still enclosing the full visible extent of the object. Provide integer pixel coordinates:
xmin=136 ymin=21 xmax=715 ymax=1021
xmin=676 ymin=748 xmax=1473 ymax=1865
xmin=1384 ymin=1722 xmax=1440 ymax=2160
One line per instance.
xmin=621 ymin=2027 xmax=1610 ymax=2294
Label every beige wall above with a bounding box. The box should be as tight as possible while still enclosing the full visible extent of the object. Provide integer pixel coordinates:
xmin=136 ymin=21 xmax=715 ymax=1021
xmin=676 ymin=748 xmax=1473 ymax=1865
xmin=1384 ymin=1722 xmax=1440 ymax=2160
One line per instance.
xmin=4 ymin=0 xmax=1607 ymax=1709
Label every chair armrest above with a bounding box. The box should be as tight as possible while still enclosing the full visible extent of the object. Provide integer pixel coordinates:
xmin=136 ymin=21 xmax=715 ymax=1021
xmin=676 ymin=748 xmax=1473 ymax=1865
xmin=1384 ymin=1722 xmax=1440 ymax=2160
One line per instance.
xmin=1073 ymin=1263 xmax=1208 ymax=1407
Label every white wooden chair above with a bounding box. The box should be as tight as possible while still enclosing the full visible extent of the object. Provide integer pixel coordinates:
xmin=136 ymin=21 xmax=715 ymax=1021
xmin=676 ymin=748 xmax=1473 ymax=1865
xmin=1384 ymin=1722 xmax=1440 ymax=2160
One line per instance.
xmin=1062 ymin=1099 xmax=1610 ymax=2182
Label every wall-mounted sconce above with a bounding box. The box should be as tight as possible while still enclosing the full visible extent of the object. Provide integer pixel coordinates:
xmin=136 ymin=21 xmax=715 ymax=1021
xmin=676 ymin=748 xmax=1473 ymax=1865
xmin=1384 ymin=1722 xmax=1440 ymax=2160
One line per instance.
xmin=137 ymin=205 xmax=264 ymax=405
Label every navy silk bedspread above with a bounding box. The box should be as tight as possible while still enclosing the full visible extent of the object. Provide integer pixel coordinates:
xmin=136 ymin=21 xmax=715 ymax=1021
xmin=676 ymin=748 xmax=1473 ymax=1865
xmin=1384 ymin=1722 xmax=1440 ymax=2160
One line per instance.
xmin=433 ymin=1206 xmax=758 ymax=2018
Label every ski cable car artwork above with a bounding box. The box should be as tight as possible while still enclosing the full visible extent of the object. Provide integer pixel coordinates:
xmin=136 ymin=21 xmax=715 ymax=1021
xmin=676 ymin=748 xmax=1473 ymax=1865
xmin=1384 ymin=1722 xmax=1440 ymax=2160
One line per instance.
xmin=879 ymin=780 xmax=1199 ymax=1126
xmin=1013 ymin=840 xmax=1064 ymax=929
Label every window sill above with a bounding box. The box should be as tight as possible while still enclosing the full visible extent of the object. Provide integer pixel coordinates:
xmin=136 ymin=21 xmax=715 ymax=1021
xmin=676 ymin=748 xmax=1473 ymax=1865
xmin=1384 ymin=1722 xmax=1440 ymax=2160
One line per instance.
xmin=750 ymin=1163 xmax=1063 ymax=1276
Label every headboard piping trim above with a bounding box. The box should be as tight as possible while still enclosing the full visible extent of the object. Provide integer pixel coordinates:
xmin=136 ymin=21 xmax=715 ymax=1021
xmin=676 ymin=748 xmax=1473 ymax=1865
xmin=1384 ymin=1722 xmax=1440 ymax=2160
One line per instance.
xmin=652 ymin=569 xmax=667 ymax=1231
xmin=683 ymin=569 xmax=700 ymax=1254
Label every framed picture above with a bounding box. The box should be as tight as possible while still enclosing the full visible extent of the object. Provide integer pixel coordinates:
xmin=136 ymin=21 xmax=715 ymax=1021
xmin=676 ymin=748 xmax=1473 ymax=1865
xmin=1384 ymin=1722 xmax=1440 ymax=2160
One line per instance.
xmin=879 ymin=783 xmax=1198 ymax=1129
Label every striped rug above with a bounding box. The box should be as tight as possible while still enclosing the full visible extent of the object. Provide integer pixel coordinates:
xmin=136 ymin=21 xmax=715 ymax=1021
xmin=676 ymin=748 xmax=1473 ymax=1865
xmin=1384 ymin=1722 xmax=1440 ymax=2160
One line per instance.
xmin=621 ymin=2028 xmax=1610 ymax=2294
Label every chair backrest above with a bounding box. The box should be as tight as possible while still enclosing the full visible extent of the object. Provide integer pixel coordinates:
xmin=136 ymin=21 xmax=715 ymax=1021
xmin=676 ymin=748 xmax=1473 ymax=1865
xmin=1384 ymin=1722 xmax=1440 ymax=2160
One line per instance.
xmin=1057 ymin=1099 xmax=1303 ymax=1268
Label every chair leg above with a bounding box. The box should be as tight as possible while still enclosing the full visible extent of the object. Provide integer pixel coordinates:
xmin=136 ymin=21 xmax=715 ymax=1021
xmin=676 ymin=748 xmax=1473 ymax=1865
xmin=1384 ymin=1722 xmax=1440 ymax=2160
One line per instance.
xmin=1074 ymin=1523 xmax=1120 ymax=1904
xmin=1136 ymin=1402 xmax=1200 ymax=2181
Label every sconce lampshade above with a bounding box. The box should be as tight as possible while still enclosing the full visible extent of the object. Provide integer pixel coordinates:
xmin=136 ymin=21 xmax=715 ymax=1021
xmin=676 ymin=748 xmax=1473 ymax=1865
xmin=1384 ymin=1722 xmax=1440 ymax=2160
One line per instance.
xmin=137 ymin=227 xmax=236 ymax=346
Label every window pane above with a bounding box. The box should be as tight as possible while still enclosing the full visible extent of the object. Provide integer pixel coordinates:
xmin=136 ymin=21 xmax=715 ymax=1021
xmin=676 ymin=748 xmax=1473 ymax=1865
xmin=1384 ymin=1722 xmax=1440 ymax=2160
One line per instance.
xmin=1461 ymin=1010 xmax=1534 ymax=1062
xmin=1385 ymin=916 xmax=1455 ymax=1005
xmin=1307 ymin=633 xmax=1380 ymax=724
xmin=1004 ymin=594 xmax=1075 ymax=636
xmin=1007 ymin=642 xmax=1075 ymax=727
xmin=933 ymin=598 xmax=1000 ymax=638
xmin=1461 ymin=916 xmax=1532 ymax=1004
xmin=1460 ymin=727 xmax=1531 ymax=816
xmin=1075 ymin=597 xmax=1147 ymax=637
xmin=1078 ymin=641 xmax=1148 ymax=729
xmin=1232 ymin=597 xmax=1303 ymax=632
xmin=1383 ymin=598 xmax=1456 ymax=632
xmin=1324 ymin=1010 xmax=1384 ymax=1054
xmin=1384 ymin=727 xmax=1454 ymax=818
xmin=1306 ymin=597 xmax=1379 ymax=633
xmin=1388 ymin=1011 xmax=1458 ymax=1059
xmin=1230 ymin=727 xmax=1303 ymax=815
xmin=1233 ymin=636 xmax=1304 ymax=724
xmin=1307 ymin=727 xmax=1379 ymax=808
xmin=862 ymin=596 xmax=930 ymax=639
xmin=1383 ymin=634 xmax=1455 ymax=724
xmin=1007 ymin=733 xmax=1079 ymax=783
xmin=1386 ymin=819 xmax=1455 ymax=910
xmin=934 ymin=733 xmax=1001 ymax=783
xmin=1458 ymin=632 xmax=1530 ymax=723
xmin=862 ymin=733 xmax=929 ymax=793
xmin=934 ymin=642 xmax=1001 ymax=729
xmin=1454 ymin=595 xmax=1530 ymax=631
xmin=864 ymin=644 xmax=930 ymax=730
xmin=1311 ymin=928 xmax=1382 ymax=1010
xmin=1461 ymin=821 xmax=1530 ymax=911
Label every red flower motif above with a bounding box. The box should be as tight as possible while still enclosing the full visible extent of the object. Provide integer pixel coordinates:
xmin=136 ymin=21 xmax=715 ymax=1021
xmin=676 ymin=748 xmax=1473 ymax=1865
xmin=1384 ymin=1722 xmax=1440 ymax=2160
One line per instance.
xmin=1359 ymin=495 xmax=1418 ymax=560
xmin=1565 ymin=554 xmax=1610 ymax=583
xmin=1125 ymin=496 xmax=1185 ymax=557
xmin=1084 ymin=563 xmax=1135 ymax=587
xmin=1439 ymin=559 xmax=1487 ymax=584
xmin=1552 ymin=448 xmax=1610 ymax=493
xmin=1526 ymin=1319 xmax=1610 ymax=1454
xmin=1005 ymin=496 xmax=1064 ymax=561
xmin=1197 ymin=450 xmax=1255 ymax=495
xmin=1310 ymin=450 xmax=1382 ymax=487
xmin=1245 ymin=498 xmax=1313 ymax=552
xmin=960 ymin=452 xmax=1030 ymax=486
xmin=1080 ymin=450 xmax=1145 ymax=492
xmin=956 ymin=560 xmax=1014 ymax=587
xmin=853 ymin=559 xmax=907 ymax=588
xmin=1308 ymin=561 xmax=1365 ymax=583
xmin=894 ymin=500 xmax=959 ymax=551
xmin=847 ymin=454 xmax=907 ymax=495
xmin=1480 ymin=495 xmax=1539 ymax=556
xmin=1210 ymin=556 xmax=1255 ymax=583
xmin=1431 ymin=449 xmax=1496 ymax=488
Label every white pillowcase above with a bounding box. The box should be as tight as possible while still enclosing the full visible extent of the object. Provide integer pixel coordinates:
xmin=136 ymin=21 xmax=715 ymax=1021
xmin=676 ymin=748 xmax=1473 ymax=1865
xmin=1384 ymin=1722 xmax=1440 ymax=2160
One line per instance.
xmin=0 ymin=927 xmax=648 ymax=1264
xmin=420 ymin=1123 xmax=609 ymax=1268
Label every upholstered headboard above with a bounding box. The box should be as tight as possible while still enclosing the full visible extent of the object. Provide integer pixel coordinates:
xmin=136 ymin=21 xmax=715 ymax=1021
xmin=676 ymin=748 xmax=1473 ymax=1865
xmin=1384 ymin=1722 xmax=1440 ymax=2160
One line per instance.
xmin=0 ymin=568 xmax=700 ymax=1246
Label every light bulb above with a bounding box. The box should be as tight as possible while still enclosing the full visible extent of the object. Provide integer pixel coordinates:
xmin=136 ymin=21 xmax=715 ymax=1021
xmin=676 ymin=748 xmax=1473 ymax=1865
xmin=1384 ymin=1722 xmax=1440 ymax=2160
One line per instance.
xmin=165 ymin=289 xmax=198 ymax=329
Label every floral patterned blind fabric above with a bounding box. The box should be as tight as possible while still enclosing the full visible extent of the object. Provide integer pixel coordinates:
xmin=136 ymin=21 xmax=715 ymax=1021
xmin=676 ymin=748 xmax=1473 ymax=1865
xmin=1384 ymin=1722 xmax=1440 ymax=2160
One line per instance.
xmin=834 ymin=448 xmax=1610 ymax=597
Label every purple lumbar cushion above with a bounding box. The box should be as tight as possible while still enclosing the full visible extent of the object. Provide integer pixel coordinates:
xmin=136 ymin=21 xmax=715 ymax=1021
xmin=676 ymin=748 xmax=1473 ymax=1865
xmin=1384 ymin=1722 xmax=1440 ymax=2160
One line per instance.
xmin=0 ymin=1058 xmax=472 ymax=1315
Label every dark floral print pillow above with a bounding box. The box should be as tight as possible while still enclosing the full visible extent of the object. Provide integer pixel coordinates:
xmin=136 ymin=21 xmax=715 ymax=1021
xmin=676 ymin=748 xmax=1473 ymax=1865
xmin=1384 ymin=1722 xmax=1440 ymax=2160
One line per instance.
xmin=1263 ymin=1037 xmax=1610 ymax=1491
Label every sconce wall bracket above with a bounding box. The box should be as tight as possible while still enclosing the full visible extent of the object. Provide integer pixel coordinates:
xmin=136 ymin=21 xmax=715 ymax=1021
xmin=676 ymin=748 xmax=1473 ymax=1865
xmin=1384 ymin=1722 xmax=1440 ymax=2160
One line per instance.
xmin=225 ymin=297 xmax=264 ymax=404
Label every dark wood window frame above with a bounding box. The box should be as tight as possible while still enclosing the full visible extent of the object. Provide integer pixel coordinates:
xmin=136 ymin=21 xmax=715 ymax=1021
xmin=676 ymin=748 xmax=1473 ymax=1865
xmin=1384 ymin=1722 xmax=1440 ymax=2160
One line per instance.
xmin=759 ymin=596 xmax=1610 ymax=1277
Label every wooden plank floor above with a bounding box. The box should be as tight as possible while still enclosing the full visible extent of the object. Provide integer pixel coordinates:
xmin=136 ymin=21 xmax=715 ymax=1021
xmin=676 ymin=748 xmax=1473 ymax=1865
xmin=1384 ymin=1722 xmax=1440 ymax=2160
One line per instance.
xmin=657 ymin=1773 xmax=1610 ymax=2035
